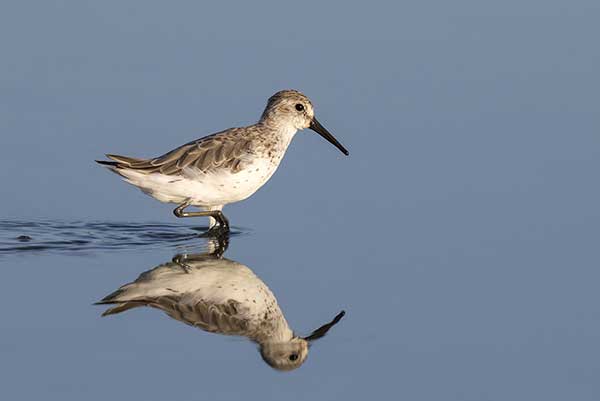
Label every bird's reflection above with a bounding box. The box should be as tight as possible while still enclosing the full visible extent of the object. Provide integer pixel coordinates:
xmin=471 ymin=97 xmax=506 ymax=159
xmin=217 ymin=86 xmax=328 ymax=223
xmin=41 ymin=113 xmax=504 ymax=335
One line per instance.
xmin=96 ymin=235 xmax=344 ymax=371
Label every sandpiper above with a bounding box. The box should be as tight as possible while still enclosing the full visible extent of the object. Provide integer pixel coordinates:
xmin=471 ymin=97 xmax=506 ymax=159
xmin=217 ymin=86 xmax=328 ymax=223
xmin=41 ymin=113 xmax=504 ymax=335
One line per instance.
xmin=96 ymin=251 xmax=345 ymax=371
xmin=96 ymin=90 xmax=349 ymax=230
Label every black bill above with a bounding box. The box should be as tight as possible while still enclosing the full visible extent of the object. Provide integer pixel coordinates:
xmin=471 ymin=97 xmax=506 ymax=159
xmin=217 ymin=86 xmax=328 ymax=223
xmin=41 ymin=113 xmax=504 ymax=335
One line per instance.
xmin=303 ymin=310 xmax=346 ymax=342
xmin=309 ymin=118 xmax=349 ymax=156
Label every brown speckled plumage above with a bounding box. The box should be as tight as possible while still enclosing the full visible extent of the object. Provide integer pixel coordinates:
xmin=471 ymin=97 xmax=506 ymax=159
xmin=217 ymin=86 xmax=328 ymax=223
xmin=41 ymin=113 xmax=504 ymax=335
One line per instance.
xmin=96 ymin=89 xmax=348 ymax=227
xmin=102 ymin=90 xmax=316 ymax=177
xmin=106 ymin=127 xmax=263 ymax=175
xmin=96 ymin=251 xmax=345 ymax=371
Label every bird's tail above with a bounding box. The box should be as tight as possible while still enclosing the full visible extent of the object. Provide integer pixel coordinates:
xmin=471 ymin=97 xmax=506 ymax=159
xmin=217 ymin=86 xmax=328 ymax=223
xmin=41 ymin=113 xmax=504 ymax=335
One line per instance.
xmin=94 ymin=266 xmax=181 ymax=317
xmin=94 ymin=286 xmax=147 ymax=317
xmin=96 ymin=154 xmax=146 ymax=167
xmin=96 ymin=302 xmax=145 ymax=317
xmin=95 ymin=154 xmax=150 ymax=172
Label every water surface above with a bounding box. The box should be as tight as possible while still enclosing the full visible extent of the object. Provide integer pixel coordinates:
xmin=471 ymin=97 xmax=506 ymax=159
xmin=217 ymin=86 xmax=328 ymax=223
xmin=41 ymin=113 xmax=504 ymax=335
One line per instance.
xmin=2 ymin=1 xmax=600 ymax=400
xmin=1 ymin=219 xmax=599 ymax=400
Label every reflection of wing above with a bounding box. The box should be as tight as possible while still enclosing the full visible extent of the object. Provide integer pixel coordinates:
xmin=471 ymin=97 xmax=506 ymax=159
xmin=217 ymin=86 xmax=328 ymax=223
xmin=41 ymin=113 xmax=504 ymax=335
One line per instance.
xmin=101 ymin=128 xmax=256 ymax=176
xmin=147 ymin=295 xmax=250 ymax=335
xmin=99 ymin=295 xmax=250 ymax=335
xmin=96 ymin=256 xmax=262 ymax=337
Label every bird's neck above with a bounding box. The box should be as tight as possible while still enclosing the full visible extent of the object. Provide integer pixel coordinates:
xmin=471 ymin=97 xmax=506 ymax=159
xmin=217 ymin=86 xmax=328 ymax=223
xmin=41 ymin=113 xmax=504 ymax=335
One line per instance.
xmin=255 ymin=120 xmax=298 ymax=151
xmin=251 ymin=314 xmax=294 ymax=344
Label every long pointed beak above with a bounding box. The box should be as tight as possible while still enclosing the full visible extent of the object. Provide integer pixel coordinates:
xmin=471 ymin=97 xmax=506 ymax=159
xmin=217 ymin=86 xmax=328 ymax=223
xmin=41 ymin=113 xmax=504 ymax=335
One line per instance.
xmin=309 ymin=118 xmax=349 ymax=156
xmin=303 ymin=310 xmax=345 ymax=342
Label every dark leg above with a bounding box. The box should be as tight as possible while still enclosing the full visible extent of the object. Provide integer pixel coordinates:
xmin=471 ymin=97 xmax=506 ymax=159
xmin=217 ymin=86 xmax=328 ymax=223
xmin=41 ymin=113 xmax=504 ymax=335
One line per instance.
xmin=171 ymin=254 xmax=193 ymax=273
xmin=171 ymin=234 xmax=229 ymax=272
xmin=173 ymin=203 xmax=230 ymax=231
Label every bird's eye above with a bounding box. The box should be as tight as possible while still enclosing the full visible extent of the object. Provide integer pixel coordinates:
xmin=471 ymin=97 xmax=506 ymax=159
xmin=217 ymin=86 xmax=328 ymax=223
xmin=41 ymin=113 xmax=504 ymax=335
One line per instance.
xmin=295 ymin=104 xmax=304 ymax=112
xmin=289 ymin=354 xmax=299 ymax=361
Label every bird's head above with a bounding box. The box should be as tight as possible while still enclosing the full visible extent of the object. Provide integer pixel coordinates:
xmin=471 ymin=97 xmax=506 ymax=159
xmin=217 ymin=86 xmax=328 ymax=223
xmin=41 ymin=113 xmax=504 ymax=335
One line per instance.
xmin=260 ymin=90 xmax=349 ymax=156
xmin=258 ymin=310 xmax=345 ymax=372
xmin=259 ymin=338 xmax=309 ymax=372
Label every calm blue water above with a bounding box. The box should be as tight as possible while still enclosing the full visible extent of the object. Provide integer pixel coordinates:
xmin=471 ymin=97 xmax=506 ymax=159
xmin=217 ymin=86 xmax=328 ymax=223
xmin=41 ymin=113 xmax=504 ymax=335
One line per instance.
xmin=1 ymin=1 xmax=600 ymax=400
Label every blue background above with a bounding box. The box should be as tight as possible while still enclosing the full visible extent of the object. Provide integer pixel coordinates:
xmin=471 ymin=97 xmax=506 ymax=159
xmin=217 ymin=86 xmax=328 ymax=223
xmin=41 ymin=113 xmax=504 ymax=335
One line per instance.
xmin=1 ymin=1 xmax=599 ymax=400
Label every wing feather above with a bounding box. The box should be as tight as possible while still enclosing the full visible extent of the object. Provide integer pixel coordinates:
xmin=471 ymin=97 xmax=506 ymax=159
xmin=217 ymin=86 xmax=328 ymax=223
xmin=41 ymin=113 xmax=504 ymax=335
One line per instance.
xmin=100 ymin=127 xmax=258 ymax=176
xmin=177 ymin=148 xmax=202 ymax=169
xmin=156 ymin=297 xmax=250 ymax=335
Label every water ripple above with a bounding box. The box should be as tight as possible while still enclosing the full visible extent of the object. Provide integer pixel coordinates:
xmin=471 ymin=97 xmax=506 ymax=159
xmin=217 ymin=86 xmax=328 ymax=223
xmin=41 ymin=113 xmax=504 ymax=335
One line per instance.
xmin=0 ymin=220 xmax=245 ymax=255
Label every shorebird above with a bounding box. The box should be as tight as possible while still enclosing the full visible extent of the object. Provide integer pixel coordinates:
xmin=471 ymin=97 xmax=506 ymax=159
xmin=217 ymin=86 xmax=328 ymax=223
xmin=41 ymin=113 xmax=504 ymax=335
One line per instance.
xmin=96 ymin=90 xmax=349 ymax=231
xmin=96 ymin=250 xmax=345 ymax=371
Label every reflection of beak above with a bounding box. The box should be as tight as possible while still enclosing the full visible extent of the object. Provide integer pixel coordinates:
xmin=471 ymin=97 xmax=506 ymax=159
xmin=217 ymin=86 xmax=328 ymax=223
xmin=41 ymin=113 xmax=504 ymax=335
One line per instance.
xmin=309 ymin=118 xmax=349 ymax=156
xmin=304 ymin=310 xmax=345 ymax=342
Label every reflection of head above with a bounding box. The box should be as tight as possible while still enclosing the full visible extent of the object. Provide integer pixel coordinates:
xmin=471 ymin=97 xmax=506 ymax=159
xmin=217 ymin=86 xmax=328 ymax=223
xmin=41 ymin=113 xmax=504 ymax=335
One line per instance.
xmin=258 ymin=310 xmax=346 ymax=371
xmin=259 ymin=338 xmax=309 ymax=371
xmin=97 ymin=250 xmax=346 ymax=373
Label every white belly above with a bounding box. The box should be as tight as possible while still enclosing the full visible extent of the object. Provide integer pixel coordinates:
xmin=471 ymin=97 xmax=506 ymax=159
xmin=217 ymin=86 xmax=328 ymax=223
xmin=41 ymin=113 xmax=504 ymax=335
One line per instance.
xmin=118 ymin=157 xmax=280 ymax=207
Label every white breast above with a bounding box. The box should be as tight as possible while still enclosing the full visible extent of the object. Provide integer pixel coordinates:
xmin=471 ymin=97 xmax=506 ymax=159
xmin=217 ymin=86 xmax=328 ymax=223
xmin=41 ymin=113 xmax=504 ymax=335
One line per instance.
xmin=117 ymin=126 xmax=297 ymax=207
xmin=118 ymin=149 xmax=285 ymax=207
